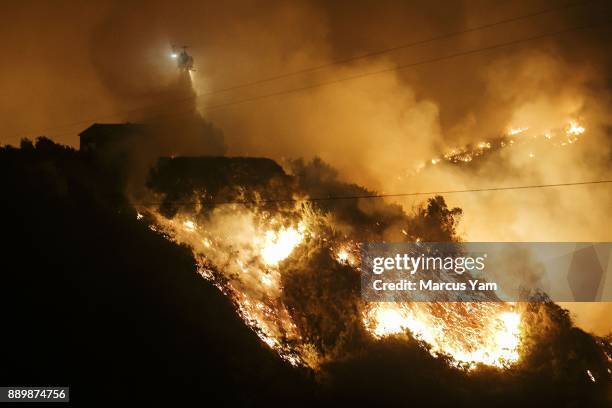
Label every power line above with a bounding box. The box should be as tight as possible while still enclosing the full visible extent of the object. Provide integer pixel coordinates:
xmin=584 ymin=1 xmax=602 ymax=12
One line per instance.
xmin=125 ymin=18 xmax=608 ymax=125
xmin=198 ymin=0 xmax=596 ymax=96
xmin=36 ymin=17 xmax=611 ymax=145
xmin=196 ymin=19 xmax=610 ymax=113
xmin=52 ymin=17 xmax=606 ymax=138
xmin=140 ymin=180 xmax=612 ymax=206
xmin=15 ymin=0 xmax=600 ymax=139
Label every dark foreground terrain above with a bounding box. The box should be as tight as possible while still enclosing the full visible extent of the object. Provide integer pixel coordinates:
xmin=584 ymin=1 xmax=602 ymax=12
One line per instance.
xmin=1 ymin=138 xmax=609 ymax=406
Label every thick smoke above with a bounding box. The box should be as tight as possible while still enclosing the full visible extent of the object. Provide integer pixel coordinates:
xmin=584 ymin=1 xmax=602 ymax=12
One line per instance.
xmin=87 ymin=1 xmax=226 ymax=190
xmin=86 ymin=0 xmax=611 ymax=337
xmin=187 ymin=1 xmax=611 ymax=333
xmin=2 ymin=0 xmax=610 ymax=334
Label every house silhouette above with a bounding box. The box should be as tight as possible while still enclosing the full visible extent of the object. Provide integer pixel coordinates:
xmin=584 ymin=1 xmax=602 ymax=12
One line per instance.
xmin=79 ymin=123 xmax=148 ymax=154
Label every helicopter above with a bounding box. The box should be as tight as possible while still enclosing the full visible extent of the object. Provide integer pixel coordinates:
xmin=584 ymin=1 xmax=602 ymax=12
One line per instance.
xmin=171 ymin=45 xmax=195 ymax=72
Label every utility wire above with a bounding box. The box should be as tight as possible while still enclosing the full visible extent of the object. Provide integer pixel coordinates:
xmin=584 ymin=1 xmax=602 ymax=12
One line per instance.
xmin=38 ymin=18 xmax=611 ymax=146
xmin=139 ymin=180 xmax=612 ymax=206
xmin=49 ymin=16 xmax=610 ymax=143
xmin=97 ymin=18 xmax=608 ymax=129
xmin=197 ymin=0 xmax=596 ymax=96
xmin=198 ymin=20 xmax=611 ymax=112
xmin=14 ymin=0 xmax=600 ymax=139
xmin=95 ymin=18 xmax=612 ymax=126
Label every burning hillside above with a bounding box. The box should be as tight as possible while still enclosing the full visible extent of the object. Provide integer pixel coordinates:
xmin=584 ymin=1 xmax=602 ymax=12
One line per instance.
xmin=3 ymin=0 xmax=612 ymax=405
xmin=1 ymin=134 xmax=609 ymax=406
xmin=136 ymin=156 xmax=610 ymax=383
xmin=415 ymin=119 xmax=587 ymax=174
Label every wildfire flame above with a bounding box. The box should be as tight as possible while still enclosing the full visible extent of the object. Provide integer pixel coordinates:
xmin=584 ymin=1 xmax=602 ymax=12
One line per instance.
xmin=363 ymin=302 xmax=521 ymax=369
xmin=508 ymin=126 xmax=529 ymax=136
xmin=147 ymin=204 xmax=315 ymax=365
xmin=142 ymin=202 xmax=523 ymax=370
xmin=567 ymin=120 xmax=585 ymax=136
xmin=259 ymin=223 xmax=305 ymax=266
xmin=415 ymin=120 xmax=586 ymax=173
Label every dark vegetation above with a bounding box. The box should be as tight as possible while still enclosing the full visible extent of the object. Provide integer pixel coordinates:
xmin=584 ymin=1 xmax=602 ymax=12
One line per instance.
xmin=0 ymin=138 xmax=312 ymax=405
xmin=1 ymin=137 xmax=609 ymax=406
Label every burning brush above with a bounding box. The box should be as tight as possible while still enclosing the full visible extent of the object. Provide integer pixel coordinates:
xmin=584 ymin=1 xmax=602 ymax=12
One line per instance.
xmin=416 ymin=119 xmax=587 ymax=174
xmin=135 ymin=156 xmax=609 ymax=384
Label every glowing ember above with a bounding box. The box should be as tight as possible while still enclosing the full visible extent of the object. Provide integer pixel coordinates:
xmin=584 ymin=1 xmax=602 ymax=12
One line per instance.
xmin=336 ymin=249 xmax=349 ymax=263
xmin=508 ymin=126 xmax=529 ymax=136
xmin=333 ymin=242 xmax=358 ymax=266
xmin=183 ymin=220 xmax=196 ymax=232
xmin=586 ymin=369 xmax=596 ymax=382
xmin=567 ymin=120 xmax=585 ymax=136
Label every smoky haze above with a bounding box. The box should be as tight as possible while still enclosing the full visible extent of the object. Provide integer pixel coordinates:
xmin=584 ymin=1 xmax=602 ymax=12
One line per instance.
xmin=1 ymin=0 xmax=611 ymax=333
